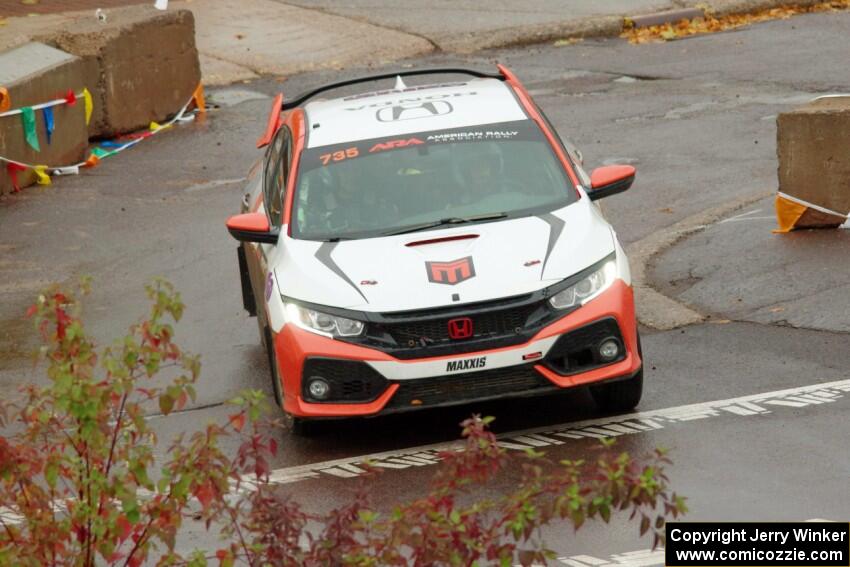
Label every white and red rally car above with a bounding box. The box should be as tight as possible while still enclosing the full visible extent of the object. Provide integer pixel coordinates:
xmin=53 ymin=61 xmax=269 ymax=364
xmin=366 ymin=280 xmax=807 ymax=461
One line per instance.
xmin=226 ymin=66 xmax=642 ymax=434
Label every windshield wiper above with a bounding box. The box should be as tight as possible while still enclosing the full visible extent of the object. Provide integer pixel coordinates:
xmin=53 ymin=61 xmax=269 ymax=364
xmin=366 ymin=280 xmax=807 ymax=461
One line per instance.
xmin=384 ymin=212 xmax=508 ymax=236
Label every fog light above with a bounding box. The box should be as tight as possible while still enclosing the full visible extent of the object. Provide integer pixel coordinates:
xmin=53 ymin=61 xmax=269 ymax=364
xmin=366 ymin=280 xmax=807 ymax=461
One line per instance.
xmin=598 ymin=339 xmax=620 ymax=362
xmin=307 ymin=377 xmax=331 ymax=400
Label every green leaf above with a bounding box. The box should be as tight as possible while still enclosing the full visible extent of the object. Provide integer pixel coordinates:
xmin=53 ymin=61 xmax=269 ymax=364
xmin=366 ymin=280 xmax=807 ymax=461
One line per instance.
xmin=44 ymin=461 xmax=58 ymax=488
xmin=159 ymin=393 xmax=174 ymax=415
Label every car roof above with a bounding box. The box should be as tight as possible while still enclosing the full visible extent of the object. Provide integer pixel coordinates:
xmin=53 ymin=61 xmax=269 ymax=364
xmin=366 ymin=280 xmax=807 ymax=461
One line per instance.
xmin=303 ymin=78 xmax=529 ymax=149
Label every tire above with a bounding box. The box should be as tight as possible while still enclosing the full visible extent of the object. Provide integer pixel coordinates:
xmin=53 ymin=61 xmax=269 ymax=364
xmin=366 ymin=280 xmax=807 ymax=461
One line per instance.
xmin=264 ymin=327 xmax=284 ymax=409
xmin=264 ymin=327 xmax=320 ymax=437
xmin=291 ymin=417 xmax=320 ymax=437
xmin=590 ymin=368 xmax=643 ymax=413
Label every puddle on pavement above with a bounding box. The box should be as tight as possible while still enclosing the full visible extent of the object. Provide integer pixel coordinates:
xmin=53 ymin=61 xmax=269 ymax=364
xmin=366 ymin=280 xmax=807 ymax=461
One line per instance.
xmin=183 ymin=177 xmax=246 ymax=193
xmin=207 ymin=88 xmax=269 ymax=108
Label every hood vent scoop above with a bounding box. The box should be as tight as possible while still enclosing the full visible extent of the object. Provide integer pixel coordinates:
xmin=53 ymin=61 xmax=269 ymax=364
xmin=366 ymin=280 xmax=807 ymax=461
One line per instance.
xmin=405 ymin=234 xmax=479 ymax=247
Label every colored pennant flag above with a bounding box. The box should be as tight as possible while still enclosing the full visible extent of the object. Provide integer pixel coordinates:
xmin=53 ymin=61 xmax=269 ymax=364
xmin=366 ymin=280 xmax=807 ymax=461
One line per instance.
xmin=51 ymin=166 xmax=80 ymax=176
xmin=0 ymin=87 xmax=10 ymax=113
xmin=21 ymin=106 xmax=40 ymax=152
xmin=33 ymin=166 xmax=51 ymax=186
xmin=42 ymin=107 xmax=55 ymax=145
xmin=90 ymin=146 xmax=111 ymax=159
xmin=99 ymin=140 xmax=127 ymax=148
xmin=6 ymin=162 xmax=28 ymax=192
xmin=83 ymin=154 xmax=100 ymax=168
xmin=65 ymin=89 xmax=77 ymax=106
xmin=82 ymin=88 xmax=93 ymax=125
xmin=149 ymin=121 xmax=172 ymax=132
xmin=192 ymin=83 xmax=206 ymax=114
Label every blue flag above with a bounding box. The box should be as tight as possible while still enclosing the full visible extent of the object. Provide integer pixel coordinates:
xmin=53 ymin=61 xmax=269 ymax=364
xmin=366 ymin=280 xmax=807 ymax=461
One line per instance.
xmin=42 ymin=107 xmax=55 ymax=145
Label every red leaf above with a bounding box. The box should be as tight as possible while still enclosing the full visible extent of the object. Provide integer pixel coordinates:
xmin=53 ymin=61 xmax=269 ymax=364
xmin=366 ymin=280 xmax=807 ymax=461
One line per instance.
xmin=177 ymin=390 xmax=188 ymax=411
xmin=269 ymin=437 xmax=278 ymax=456
xmin=116 ymin=514 xmax=132 ymax=543
xmin=194 ymin=481 xmax=216 ymax=510
xmin=55 ymin=307 xmax=71 ymax=340
xmin=25 ymin=304 xmax=37 ymax=318
xmin=229 ymin=412 xmax=246 ymax=432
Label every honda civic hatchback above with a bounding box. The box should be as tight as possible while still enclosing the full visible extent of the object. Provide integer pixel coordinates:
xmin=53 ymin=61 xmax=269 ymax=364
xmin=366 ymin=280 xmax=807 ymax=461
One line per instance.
xmin=226 ymin=66 xmax=642 ymax=434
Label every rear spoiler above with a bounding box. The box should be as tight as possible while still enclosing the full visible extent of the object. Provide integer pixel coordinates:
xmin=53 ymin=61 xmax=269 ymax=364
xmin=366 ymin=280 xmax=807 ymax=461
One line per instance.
xmin=257 ymin=66 xmax=518 ymax=148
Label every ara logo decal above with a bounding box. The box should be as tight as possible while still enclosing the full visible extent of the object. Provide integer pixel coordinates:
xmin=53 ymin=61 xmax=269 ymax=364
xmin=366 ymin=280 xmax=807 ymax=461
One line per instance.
xmin=376 ymin=100 xmax=454 ymax=122
xmin=426 ymin=257 xmax=475 ymax=285
xmin=446 ymin=356 xmax=486 ymax=372
xmin=369 ymin=137 xmax=424 ymax=153
xmin=447 ymin=317 xmax=473 ymax=340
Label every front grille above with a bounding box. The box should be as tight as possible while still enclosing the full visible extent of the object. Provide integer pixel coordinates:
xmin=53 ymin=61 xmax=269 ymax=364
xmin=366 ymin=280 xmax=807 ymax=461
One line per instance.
xmin=380 ymin=303 xmax=537 ymax=346
xmin=385 ymin=364 xmax=555 ymax=410
xmin=355 ymin=299 xmax=561 ymax=360
xmin=302 ymin=358 xmax=388 ymax=403
xmin=543 ymin=318 xmax=625 ymax=375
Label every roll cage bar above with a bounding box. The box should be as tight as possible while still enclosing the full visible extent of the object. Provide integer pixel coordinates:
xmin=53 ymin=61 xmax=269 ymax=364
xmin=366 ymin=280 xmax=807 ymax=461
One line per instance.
xmin=257 ymin=66 xmax=515 ymax=148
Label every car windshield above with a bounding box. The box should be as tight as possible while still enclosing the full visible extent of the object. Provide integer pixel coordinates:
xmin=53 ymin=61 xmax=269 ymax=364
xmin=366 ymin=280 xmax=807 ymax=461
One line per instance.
xmin=292 ymin=119 xmax=576 ymax=241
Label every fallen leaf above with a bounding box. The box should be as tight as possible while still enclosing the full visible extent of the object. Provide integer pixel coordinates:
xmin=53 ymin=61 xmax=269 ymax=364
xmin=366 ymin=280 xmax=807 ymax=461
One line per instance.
xmin=554 ymin=37 xmax=583 ymax=47
xmin=21 ymin=0 xmax=40 ymax=5
xmin=621 ymin=0 xmax=850 ymax=44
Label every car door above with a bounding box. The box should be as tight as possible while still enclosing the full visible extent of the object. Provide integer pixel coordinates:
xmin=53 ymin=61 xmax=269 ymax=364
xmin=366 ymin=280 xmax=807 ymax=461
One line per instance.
xmin=247 ymin=125 xmax=292 ymax=321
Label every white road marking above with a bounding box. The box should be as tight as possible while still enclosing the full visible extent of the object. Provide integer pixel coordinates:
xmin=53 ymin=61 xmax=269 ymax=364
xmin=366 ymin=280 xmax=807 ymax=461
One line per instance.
xmin=260 ymin=378 xmax=850 ymax=485
xmin=2 ymin=380 xmax=847 ymax=524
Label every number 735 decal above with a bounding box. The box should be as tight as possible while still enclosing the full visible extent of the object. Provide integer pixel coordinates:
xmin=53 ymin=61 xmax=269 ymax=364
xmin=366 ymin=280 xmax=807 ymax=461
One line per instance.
xmin=319 ymin=147 xmax=359 ymax=165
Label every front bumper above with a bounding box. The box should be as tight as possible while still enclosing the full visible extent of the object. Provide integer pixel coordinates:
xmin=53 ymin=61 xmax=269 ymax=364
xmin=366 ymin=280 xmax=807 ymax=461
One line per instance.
xmin=273 ymin=279 xmax=641 ymax=418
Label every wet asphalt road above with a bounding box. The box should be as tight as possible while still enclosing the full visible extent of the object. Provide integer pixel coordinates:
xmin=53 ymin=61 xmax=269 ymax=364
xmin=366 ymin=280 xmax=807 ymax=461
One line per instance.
xmin=2 ymin=10 xmax=850 ymax=560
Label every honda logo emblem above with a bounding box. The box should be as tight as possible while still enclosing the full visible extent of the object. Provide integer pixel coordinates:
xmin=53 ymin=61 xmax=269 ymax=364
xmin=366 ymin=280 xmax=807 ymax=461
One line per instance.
xmin=447 ymin=317 xmax=473 ymax=340
xmin=426 ymin=257 xmax=476 ymax=285
xmin=376 ymin=100 xmax=454 ymax=122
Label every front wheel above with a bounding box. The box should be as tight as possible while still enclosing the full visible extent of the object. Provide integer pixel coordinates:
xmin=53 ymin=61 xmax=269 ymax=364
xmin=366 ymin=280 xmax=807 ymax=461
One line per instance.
xmin=264 ymin=327 xmax=284 ymax=409
xmin=264 ymin=328 xmax=321 ymax=436
xmin=590 ymin=368 xmax=643 ymax=412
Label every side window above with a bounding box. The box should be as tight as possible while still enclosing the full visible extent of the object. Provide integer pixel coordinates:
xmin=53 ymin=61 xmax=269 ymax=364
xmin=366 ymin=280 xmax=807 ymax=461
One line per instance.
xmin=263 ymin=127 xmax=292 ymax=228
xmin=535 ymin=105 xmax=591 ymax=188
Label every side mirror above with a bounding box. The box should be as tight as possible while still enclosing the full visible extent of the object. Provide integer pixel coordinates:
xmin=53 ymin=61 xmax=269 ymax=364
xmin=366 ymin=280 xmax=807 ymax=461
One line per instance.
xmin=226 ymin=212 xmax=279 ymax=244
xmin=587 ymin=165 xmax=636 ymax=201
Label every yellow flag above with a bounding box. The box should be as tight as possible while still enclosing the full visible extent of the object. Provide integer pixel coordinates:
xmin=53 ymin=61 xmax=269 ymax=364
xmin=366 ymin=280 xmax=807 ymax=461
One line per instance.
xmin=82 ymin=88 xmax=93 ymax=125
xmin=149 ymin=121 xmax=172 ymax=132
xmin=33 ymin=165 xmax=51 ymax=186
xmin=774 ymin=194 xmax=806 ymax=233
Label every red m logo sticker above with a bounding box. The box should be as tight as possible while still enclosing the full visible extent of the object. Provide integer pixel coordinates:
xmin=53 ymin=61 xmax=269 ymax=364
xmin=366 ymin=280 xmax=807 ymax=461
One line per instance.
xmin=426 ymin=257 xmax=476 ymax=285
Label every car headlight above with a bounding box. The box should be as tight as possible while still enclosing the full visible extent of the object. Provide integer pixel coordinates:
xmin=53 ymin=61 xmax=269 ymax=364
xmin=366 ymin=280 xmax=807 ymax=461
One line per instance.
xmin=548 ymin=259 xmax=617 ymax=310
xmin=284 ymin=303 xmax=365 ymax=337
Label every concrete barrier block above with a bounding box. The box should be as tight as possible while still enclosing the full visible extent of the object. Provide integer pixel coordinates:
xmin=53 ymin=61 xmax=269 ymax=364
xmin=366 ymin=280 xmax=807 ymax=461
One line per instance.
xmin=51 ymin=6 xmax=200 ymax=136
xmin=0 ymin=42 xmax=90 ymax=196
xmin=777 ymin=97 xmax=850 ymax=227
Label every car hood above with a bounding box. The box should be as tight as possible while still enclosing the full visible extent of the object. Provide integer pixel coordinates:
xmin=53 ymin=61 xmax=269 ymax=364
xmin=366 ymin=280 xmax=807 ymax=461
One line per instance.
xmin=274 ymin=199 xmax=615 ymax=313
